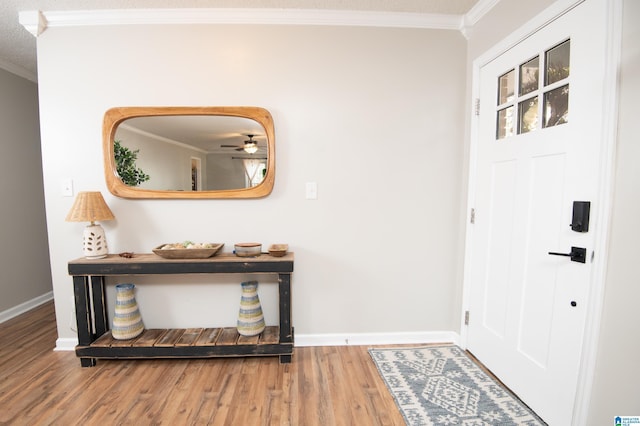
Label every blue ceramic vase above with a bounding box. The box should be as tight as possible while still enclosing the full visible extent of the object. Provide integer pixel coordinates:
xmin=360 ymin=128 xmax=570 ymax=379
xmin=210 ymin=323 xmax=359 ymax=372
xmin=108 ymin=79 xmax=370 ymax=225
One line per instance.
xmin=237 ymin=281 xmax=266 ymax=336
xmin=112 ymin=283 xmax=144 ymax=340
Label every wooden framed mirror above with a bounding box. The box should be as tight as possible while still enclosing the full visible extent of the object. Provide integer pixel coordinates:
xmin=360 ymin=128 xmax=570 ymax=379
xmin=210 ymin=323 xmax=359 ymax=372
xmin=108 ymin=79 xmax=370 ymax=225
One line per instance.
xmin=103 ymin=106 xmax=275 ymax=199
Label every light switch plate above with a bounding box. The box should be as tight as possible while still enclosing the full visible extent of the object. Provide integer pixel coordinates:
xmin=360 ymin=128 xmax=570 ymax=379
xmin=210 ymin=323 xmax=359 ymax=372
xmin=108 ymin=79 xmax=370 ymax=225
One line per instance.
xmin=305 ymin=182 xmax=317 ymax=199
xmin=61 ymin=178 xmax=73 ymax=197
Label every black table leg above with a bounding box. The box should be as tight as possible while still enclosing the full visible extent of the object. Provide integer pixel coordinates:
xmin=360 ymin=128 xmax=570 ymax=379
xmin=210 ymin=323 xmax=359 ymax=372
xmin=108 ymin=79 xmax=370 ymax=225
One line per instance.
xmin=73 ymin=276 xmax=97 ymax=367
xmin=278 ymin=273 xmax=292 ymax=344
xmin=80 ymin=357 xmax=97 ymax=367
xmin=278 ymin=273 xmax=293 ymax=364
xmin=90 ymin=276 xmax=108 ymax=336
xmin=279 ymin=354 xmax=292 ymax=363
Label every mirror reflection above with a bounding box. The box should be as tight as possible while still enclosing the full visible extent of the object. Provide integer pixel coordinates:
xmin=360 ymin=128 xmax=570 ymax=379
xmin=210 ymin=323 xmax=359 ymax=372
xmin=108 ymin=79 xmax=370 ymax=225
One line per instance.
xmin=116 ymin=115 xmax=267 ymax=191
xmin=103 ymin=107 xmax=275 ymax=199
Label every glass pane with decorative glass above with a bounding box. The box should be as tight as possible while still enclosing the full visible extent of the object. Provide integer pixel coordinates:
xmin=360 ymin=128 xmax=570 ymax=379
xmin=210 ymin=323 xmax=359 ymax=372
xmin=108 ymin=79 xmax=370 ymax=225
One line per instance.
xmin=518 ymin=96 xmax=538 ymax=134
xmin=545 ymin=40 xmax=570 ymax=85
xmin=543 ymin=84 xmax=569 ymax=128
xmin=519 ymin=56 xmax=539 ymax=96
xmin=498 ymin=69 xmax=515 ymax=105
xmin=497 ymin=106 xmax=515 ymax=139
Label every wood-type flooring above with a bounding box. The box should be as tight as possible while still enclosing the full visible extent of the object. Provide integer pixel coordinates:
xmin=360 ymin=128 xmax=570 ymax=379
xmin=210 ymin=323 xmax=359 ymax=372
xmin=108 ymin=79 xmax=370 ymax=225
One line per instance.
xmin=0 ymin=301 xmax=407 ymax=425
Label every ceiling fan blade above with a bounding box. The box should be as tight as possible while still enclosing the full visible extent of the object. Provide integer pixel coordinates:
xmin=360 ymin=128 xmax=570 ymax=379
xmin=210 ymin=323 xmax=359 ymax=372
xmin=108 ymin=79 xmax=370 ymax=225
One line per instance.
xmin=220 ymin=144 xmax=240 ymax=148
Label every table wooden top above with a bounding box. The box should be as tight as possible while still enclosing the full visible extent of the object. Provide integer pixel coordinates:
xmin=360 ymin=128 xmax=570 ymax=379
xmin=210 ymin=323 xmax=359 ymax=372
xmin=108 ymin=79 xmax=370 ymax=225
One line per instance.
xmin=69 ymin=252 xmax=294 ymax=275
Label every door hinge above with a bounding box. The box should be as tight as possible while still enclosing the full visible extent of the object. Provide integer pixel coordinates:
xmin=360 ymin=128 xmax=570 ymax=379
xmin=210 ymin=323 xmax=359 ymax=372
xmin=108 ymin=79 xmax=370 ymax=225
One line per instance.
xmin=474 ymin=98 xmax=480 ymax=116
xmin=464 ymin=310 xmax=470 ymax=325
xmin=470 ymin=208 xmax=476 ymax=224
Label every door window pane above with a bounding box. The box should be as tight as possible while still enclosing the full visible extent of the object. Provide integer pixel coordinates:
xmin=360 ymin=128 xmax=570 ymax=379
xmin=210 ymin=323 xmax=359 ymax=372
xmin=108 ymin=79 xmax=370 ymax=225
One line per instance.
xmin=498 ymin=70 xmax=515 ymax=105
xmin=493 ymin=39 xmax=569 ymax=140
xmin=543 ymin=84 xmax=569 ymax=128
xmin=497 ymin=106 xmax=515 ymax=139
xmin=545 ymin=40 xmax=570 ymax=85
xmin=519 ymin=56 xmax=539 ymax=96
xmin=518 ymin=97 xmax=538 ymax=134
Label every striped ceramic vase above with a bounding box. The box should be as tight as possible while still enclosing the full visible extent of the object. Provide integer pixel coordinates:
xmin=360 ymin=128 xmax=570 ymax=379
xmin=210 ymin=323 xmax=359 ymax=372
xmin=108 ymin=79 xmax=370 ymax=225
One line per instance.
xmin=237 ymin=281 xmax=266 ymax=337
xmin=112 ymin=283 xmax=144 ymax=340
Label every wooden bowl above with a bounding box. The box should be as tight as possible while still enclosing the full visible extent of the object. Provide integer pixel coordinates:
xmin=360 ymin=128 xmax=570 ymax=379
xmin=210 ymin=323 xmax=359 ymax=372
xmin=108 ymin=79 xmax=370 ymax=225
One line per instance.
xmin=268 ymin=244 xmax=288 ymax=257
xmin=153 ymin=243 xmax=224 ymax=259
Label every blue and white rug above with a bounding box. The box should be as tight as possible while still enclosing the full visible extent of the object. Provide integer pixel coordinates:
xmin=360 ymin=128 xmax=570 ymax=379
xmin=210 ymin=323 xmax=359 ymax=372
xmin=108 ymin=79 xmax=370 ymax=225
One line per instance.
xmin=369 ymin=345 xmax=546 ymax=425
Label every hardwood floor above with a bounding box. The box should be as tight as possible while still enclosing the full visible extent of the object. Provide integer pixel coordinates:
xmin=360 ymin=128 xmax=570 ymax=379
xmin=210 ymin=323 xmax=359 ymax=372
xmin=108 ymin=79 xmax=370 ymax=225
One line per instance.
xmin=0 ymin=302 xmax=407 ymax=425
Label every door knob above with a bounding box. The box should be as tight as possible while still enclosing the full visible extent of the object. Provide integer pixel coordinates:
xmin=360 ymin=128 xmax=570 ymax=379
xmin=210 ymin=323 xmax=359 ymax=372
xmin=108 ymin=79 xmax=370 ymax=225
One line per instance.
xmin=548 ymin=246 xmax=586 ymax=263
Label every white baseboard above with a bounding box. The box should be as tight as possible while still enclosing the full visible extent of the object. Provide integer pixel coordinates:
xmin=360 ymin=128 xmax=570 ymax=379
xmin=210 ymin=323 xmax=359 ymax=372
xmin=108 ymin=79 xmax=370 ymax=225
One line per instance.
xmin=294 ymin=330 xmax=460 ymax=347
xmin=55 ymin=338 xmax=78 ymax=352
xmin=0 ymin=291 xmax=53 ymax=324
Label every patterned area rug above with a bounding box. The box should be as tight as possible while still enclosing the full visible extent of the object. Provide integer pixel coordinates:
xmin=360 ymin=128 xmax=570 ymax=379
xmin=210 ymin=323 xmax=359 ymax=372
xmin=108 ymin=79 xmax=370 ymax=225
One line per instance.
xmin=369 ymin=345 xmax=546 ymax=425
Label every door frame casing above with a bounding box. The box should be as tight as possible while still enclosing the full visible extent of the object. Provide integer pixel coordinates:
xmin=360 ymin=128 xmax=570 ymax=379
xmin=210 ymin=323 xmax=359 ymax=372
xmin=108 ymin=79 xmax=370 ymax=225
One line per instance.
xmin=460 ymin=0 xmax=622 ymax=424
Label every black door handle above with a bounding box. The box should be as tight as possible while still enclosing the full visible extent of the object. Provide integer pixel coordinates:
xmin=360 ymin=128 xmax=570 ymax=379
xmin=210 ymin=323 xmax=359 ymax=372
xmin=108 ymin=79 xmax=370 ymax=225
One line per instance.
xmin=548 ymin=246 xmax=586 ymax=263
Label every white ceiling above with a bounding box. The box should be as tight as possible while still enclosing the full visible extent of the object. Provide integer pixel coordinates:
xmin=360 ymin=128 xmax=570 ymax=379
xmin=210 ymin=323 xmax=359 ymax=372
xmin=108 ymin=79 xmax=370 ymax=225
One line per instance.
xmin=0 ymin=0 xmax=480 ymax=82
xmin=121 ymin=115 xmax=269 ymax=155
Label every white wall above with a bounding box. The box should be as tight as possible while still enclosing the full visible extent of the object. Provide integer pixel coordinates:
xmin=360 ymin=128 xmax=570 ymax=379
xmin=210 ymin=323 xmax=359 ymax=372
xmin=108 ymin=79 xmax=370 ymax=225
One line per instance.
xmin=116 ymin=126 xmax=206 ymax=191
xmin=206 ymin=154 xmax=247 ymax=190
xmin=0 ymin=67 xmax=52 ymax=315
xmin=37 ymin=24 xmax=466 ymax=342
xmin=465 ymin=0 xmax=556 ymax=55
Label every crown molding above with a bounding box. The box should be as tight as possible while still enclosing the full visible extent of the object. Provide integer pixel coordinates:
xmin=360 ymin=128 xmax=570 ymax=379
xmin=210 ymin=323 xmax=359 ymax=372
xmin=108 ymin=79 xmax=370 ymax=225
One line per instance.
xmin=18 ymin=10 xmax=47 ymax=37
xmin=0 ymin=58 xmax=37 ymax=83
xmin=463 ymin=0 xmax=501 ymax=28
xmin=20 ymin=3 xmax=502 ymax=38
xmin=460 ymin=0 xmax=500 ymax=37
xmin=20 ymin=8 xmax=467 ymax=35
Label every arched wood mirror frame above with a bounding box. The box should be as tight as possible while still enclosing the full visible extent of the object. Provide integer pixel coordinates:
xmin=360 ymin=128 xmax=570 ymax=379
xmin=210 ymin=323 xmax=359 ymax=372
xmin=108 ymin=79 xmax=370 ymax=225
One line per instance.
xmin=103 ymin=106 xmax=275 ymax=199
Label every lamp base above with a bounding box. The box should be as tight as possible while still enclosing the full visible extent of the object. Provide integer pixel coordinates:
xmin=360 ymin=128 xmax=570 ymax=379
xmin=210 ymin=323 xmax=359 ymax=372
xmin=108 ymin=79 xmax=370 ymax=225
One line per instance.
xmin=85 ymin=254 xmax=108 ymax=260
xmin=83 ymin=223 xmax=109 ymax=259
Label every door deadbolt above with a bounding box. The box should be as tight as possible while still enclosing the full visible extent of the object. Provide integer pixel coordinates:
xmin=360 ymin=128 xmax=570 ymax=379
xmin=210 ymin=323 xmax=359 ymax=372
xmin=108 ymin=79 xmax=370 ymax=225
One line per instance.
xmin=571 ymin=201 xmax=591 ymax=233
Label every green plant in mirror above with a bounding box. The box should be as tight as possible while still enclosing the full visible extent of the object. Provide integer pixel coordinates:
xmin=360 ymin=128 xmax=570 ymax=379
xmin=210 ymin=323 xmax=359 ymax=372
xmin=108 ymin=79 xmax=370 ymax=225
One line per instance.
xmin=114 ymin=140 xmax=150 ymax=186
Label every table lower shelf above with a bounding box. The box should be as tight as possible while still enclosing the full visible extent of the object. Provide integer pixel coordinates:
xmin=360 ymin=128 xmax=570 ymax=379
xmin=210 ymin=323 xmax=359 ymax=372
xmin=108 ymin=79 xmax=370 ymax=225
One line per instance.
xmin=75 ymin=326 xmax=293 ymax=363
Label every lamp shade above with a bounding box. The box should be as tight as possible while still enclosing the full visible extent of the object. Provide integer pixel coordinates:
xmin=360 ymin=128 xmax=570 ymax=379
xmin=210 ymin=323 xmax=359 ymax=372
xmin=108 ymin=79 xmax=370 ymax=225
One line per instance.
xmin=65 ymin=191 xmax=115 ymax=223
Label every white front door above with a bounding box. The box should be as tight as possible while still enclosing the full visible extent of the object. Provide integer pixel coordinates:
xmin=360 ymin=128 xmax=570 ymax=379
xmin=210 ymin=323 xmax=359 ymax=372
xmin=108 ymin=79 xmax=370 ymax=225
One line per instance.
xmin=465 ymin=1 xmax=609 ymax=424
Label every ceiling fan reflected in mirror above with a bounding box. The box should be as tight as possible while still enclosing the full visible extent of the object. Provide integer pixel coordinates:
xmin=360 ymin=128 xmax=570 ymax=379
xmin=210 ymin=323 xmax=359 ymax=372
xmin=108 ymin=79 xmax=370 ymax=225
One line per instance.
xmin=221 ymin=134 xmax=260 ymax=154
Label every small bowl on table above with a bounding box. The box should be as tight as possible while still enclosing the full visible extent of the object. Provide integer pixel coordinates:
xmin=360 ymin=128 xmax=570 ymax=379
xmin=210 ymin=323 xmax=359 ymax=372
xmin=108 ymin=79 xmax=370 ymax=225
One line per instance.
xmin=234 ymin=243 xmax=262 ymax=257
xmin=268 ymin=244 xmax=289 ymax=257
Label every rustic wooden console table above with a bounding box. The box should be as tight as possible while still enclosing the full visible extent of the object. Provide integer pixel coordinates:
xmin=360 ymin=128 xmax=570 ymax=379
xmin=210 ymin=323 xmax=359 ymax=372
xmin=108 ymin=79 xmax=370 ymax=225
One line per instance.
xmin=68 ymin=253 xmax=294 ymax=367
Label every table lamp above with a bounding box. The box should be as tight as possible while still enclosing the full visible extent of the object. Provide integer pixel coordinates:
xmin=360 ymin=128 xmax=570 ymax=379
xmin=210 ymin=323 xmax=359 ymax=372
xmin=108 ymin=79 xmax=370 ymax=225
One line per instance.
xmin=65 ymin=191 xmax=115 ymax=259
